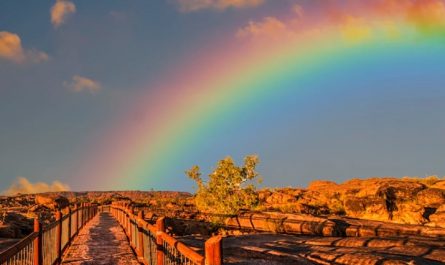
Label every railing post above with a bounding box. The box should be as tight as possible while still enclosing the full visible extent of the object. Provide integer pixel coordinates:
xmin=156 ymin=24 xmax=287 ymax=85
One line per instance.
xmin=126 ymin=206 xmax=130 ymax=231
xmin=75 ymin=204 xmax=79 ymax=235
xmin=205 ymin=236 xmax=222 ymax=265
xmin=122 ymin=208 xmax=126 ymax=232
xmin=127 ymin=208 xmax=130 ymax=234
xmin=85 ymin=203 xmax=89 ymax=221
xmin=122 ymin=207 xmax=125 ymax=224
xmin=129 ymin=208 xmax=134 ymax=241
xmin=56 ymin=211 xmax=62 ymax=264
xmin=33 ymin=219 xmax=43 ymax=265
xmin=83 ymin=203 xmax=86 ymax=225
xmin=137 ymin=210 xmax=144 ymax=258
xmin=80 ymin=203 xmax=84 ymax=228
xmin=156 ymin=217 xmax=165 ymax=265
xmin=89 ymin=204 xmax=92 ymax=219
xmin=68 ymin=207 xmax=72 ymax=241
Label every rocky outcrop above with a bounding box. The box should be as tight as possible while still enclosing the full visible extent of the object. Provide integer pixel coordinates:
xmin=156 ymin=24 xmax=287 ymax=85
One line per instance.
xmin=258 ymin=177 xmax=445 ymax=227
xmin=0 ymin=212 xmax=33 ymax=238
xmin=225 ymin=211 xmax=340 ymax=237
xmin=35 ymin=194 xmax=70 ymax=210
xmin=428 ymin=205 xmax=445 ymax=228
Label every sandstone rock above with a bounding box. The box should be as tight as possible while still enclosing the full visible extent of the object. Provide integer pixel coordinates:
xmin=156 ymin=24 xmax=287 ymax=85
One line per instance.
xmin=307 ymin=180 xmax=338 ymax=191
xmin=35 ymin=194 xmax=69 ymax=210
xmin=0 ymin=225 xmax=16 ymax=238
xmin=437 ymin=204 xmax=445 ymax=212
xmin=391 ymin=203 xmax=426 ymax=225
xmin=35 ymin=195 xmax=53 ymax=206
xmin=376 ymin=181 xmax=426 ymax=199
xmin=416 ymin=188 xmax=445 ymax=207
xmin=166 ymin=202 xmax=176 ymax=209
xmin=265 ymin=192 xmax=297 ymax=204
xmin=28 ymin=204 xmax=51 ymax=213
xmin=0 ymin=212 xmax=33 ymax=238
xmin=259 ymin=177 xmax=443 ymax=226
xmin=224 ymin=211 xmax=341 ymax=236
xmin=429 ymin=210 xmax=445 ymax=228
xmin=431 ymin=180 xmax=445 ymax=189
xmin=344 ymin=196 xmax=389 ymax=221
xmin=258 ymin=190 xmax=272 ymax=202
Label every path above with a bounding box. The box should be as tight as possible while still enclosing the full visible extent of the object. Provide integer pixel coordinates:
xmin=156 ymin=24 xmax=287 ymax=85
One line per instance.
xmin=62 ymin=211 xmax=139 ymax=265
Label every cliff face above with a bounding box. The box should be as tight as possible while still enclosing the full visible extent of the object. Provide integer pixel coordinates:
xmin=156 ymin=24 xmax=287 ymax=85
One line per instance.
xmin=258 ymin=177 xmax=445 ymax=227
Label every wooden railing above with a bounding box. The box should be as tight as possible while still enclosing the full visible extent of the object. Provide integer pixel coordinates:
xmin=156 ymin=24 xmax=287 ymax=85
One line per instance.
xmin=110 ymin=204 xmax=222 ymax=265
xmin=0 ymin=203 xmax=98 ymax=265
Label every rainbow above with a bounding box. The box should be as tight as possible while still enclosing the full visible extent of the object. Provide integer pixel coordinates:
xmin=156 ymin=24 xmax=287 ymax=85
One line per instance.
xmin=77 ymin=0 xmax=445 ymax=190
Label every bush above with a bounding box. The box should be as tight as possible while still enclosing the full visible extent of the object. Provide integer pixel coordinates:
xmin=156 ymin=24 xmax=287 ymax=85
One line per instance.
xmin=186 ymin=155 xmax=261 ymax=215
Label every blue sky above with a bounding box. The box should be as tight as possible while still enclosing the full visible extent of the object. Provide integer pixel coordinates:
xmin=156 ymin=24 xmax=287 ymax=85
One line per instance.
xmin=1 ymin=0 xmax=445 ymax=193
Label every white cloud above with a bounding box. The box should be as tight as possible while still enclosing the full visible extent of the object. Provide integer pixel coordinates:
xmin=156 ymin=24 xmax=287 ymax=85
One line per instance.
xmin=177 ymin=0 xmax=264 ymax=12
xmin=51 ymin=0 xmax=76 ymax=28
xmin=65 ymin=75 xmax=102 ymax=93
xmin=2 ymin=177 xmax=70 ymax=196
xmin=0 ymin=31 xmax=49 ymax=64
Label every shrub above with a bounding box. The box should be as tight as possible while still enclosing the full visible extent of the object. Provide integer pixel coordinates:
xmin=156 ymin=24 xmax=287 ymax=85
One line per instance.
xmin=186 ymin=155 xmax=261 ymax=215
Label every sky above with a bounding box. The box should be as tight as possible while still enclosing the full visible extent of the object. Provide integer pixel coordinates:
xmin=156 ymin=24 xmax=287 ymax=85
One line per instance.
xmin=1 ymin=0 xmax=445 ymax=193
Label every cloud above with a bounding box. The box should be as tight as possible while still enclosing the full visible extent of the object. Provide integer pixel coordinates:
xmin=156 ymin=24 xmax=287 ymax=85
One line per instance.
xmin=293 ymin=4 xmax=304 ymax=18
xmin=65 ymin=75 xmax=102 ymax=93
xmin=177 ymin=0 xmax=264 ymax=12
xmin=236 ymin=17 xmax=293 ymax=39
xmin=406 ymin=0 xmax=445 ymax=30
xmin=0 ymin=31 xmax=49 ymax=64
xmin=235 ymin=4 xmax=306 ymax=42
xmin=236 ymin=0 xmax=445 ymax=46
xmin=2 ymin=177 xmax=70 ymax=196
xmin=51 ymin=0 xmax=76 ymax=28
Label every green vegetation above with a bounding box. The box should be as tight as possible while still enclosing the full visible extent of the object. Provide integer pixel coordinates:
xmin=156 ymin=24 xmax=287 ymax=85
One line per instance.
xmin=186 ymin=155 xmax=261 ymax=215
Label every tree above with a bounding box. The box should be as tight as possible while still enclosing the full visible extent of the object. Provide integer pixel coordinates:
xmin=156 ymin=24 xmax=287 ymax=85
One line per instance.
xmin=186 ymin=155 xmax=261 ymax=215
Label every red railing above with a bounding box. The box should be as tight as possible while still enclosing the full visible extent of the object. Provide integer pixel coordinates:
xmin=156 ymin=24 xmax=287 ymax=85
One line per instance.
xmin=0 ymin=203 xmax=98 ymax=265
xmin=110 ymin=203 xmax=222 ymax=265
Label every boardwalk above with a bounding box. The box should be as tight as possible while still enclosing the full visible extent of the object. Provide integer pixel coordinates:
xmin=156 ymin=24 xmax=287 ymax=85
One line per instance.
xmin=62 ymin=211 xmax=139 ymax=265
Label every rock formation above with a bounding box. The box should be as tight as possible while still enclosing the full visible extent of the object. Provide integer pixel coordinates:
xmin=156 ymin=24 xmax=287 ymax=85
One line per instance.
xmin=258 ymin=177 xmax=445 ymax=227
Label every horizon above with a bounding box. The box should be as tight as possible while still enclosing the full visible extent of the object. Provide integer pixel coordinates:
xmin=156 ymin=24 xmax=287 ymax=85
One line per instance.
xmin=1 ymin=0 xmax=445 ymax=192
xmin=2 ymin=175 xmax=444 ymax=196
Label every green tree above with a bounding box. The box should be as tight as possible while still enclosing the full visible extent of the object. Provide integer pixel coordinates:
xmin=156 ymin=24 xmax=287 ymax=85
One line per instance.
xmin=186 ymin=155 xmax=261 ymax=215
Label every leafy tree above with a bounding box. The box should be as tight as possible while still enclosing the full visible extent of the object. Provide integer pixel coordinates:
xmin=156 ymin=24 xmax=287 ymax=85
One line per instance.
xmin=186 ymin=155 xmax=261 ymax=215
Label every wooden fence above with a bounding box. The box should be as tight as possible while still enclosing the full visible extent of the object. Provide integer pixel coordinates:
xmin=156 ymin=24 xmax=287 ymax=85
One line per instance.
xmin=0 ymin=203 xmax=98 ymax=265
xmin=110 ymin=203 xmax=222 ymax=265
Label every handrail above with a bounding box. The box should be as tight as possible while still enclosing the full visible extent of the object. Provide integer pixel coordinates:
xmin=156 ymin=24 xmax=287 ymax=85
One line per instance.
xmin=111 ymin=203 xmax=222 ymax=265
xmin=158 ymin=231 xmax=204 ymax=264
xmin=0 ymin=232 xmax=38 ymax=263
xmin=0 ymin=203 xmax=99 ymax=265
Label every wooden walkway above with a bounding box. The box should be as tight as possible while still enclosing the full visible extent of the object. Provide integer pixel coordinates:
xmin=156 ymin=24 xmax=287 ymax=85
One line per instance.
xmin=62 ymin=211 xmax=140 ymax=265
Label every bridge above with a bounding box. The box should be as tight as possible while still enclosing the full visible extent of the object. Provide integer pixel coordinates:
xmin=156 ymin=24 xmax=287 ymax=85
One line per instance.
xmin=0 ymin=204 xmax=221 ymax=265
xmin=2 ymin=203 xmax=445 ymax=264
